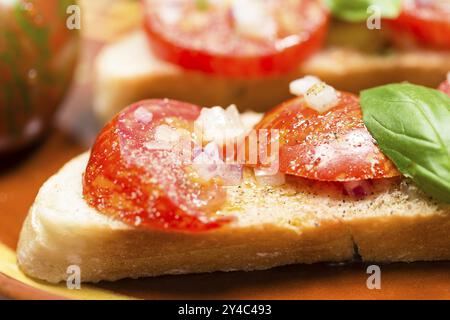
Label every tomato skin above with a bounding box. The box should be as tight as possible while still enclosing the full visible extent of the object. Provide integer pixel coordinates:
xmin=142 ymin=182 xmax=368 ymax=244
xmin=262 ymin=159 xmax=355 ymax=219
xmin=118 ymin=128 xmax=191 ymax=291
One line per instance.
xmin=438 ymin=80 xmax=450 ymax=97
xmin=255 ymin=93 xmax=400 ymax=181
xmin=0 ymin=0 xmax=79 ymax=154
xmin=83 ymin=99 xmax=232 ymax=232
xmin=143 ymin=0 xmax=329 ymax=78
xmin=387 ymin=0 xmax=450 ymax=49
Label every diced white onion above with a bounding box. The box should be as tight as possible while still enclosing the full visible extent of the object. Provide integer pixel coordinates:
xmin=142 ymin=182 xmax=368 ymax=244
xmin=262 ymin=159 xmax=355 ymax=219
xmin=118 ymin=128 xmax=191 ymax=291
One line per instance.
xmin=193 ymin=155 xmax=221 ymax=181
xmin=193 ymin=142 xmax=224 ymax=181
xmin=154 ymin=124 xmax=181 ymax=143
xmin=203 ymin=140 xmax=221 ymax=159
xmin=289 ymin=75 xmax=321 ymax=96
xmin=305 ymin=82 xmax=339 ymax=113
xmin=254 ymin=167 xmax=286 ymax=186
xmin=133 ymin=107 xmax=153 ymax=124
xmin=195 ymin=104 xmax=246 ymax=144
xmin=193 ymin=141 xmax=243 ymax=185
xmin=231 ymin=0 xmax=277 ymax=40
xmin=289 ymin=76 xmax=340 ymax=113
xmin=240 ymin=112 xmax=264 ymax=132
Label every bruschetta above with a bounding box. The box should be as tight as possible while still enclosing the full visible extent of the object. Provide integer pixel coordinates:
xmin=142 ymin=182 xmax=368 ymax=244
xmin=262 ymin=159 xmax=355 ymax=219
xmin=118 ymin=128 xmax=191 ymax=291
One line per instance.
xmin=17 ymin=77 xmax=450 ymax=283
xmin=93 ymin=0 xmax=450 ymax=122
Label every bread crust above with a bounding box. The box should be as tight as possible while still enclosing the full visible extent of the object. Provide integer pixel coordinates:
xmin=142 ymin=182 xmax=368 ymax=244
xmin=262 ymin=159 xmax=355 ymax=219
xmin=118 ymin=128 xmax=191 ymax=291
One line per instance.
xmin=347 ymin=214 xmax=450 ymax=262
xmin=93 ymin=31 xmax=450 ymax=123
xmin=17 ymin=153 xmax=450 ymax=283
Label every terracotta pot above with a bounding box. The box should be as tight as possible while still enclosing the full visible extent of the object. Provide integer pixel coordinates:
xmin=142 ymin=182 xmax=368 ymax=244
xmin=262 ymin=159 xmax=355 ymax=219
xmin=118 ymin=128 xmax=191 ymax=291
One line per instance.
xmin=0 ymin=0 xmax=79 ymax=154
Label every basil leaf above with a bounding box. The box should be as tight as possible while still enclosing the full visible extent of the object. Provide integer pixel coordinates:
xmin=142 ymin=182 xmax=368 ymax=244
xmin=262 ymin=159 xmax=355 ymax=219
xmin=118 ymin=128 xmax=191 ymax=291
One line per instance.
xmin=361 ymin=84 xmax=450 ymax=203
xmin=323 ymin=0 xmax=401 ymax=22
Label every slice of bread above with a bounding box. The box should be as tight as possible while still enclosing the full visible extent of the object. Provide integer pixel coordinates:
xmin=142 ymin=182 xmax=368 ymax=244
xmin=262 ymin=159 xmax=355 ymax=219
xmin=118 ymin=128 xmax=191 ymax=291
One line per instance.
xmin=93 ymin=29 xmax=450 ymax=123
xmin=17 ymin=151 xmax=450 ymax=283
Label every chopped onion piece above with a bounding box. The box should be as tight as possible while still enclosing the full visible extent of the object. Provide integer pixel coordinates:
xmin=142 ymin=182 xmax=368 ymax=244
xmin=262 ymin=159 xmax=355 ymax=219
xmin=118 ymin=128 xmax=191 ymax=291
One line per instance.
xmin=305 ymin=82 xmax=339 ymax=113
xmin=203 ymin=140 xmax=221 ymax=159
xmin=231 ymin=0 xmax=277 ymax=40
xmin=133 ymin=107 xmax=153 ymax=124
xmin=342 ymin=180 xmax=372 ymax=198
xmin=154 ymin=124 xmax=181 ymax=143
xmin=289 ymin=75 xmax=321 ymax=96
xmin=240 ymin=112 xmax=264 ymax=132
xmin=193 ymin=142 xmax=224 ymax=180
xmin=193 ymin=141 xmax=243 ymax=185
xmin=196 ymin=104 xmax=246 ymax=144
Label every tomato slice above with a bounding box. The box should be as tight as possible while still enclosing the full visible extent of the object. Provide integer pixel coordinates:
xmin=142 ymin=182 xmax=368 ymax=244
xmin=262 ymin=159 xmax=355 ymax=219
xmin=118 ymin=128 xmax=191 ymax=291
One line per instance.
xmin=254 ymin=93 xmax=400 ymax=181
xmin=83 ymin=99 xmax=231 ymax=232
xmin=143 ymin=0 xmax=329 ymax=78
xmin=439 ymin=79 xmax=450 ymax=97
xmin=387 ymin=0 xmax=450 ymax=49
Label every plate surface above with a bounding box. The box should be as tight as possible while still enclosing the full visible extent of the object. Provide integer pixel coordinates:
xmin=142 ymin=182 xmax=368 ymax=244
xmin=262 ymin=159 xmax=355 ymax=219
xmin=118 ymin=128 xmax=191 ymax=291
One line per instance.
xmin=0 ymin=131 xmax=449 ymax=300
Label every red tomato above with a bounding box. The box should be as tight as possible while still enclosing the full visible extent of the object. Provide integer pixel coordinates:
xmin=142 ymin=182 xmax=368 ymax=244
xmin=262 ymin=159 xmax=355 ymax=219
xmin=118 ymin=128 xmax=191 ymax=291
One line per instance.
xmin=254 ymin=93 xmax=400 ymax=181
xmin=83 ymin=99 xmax=232 ymax=232
xmin=438 ymin=79 xmax=450 ymax=97
xmin=387 ymin=0 xmax=450 ymax=49
xmin=0 ymin=0 xmax=78 ymax=154
xmin=143 ymin=0 xmax=329 ymax=78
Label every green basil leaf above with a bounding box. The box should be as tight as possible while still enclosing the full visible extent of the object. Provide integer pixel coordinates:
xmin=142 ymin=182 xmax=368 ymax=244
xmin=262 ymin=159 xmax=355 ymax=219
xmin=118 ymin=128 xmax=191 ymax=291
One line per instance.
xmin=361 ymin=83 xmax=450 ymax=203
xmin=323 ymin=0 xmax=401 ymax=22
